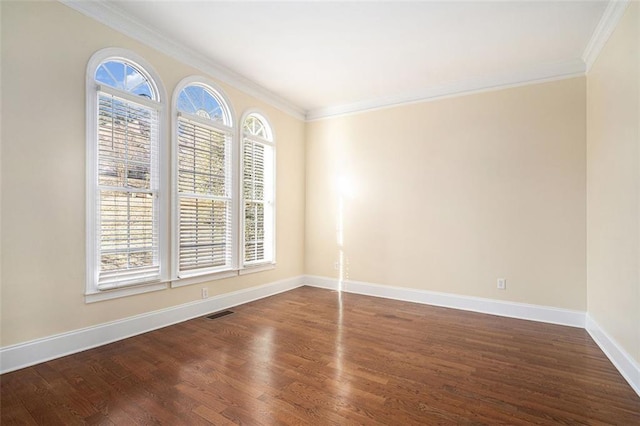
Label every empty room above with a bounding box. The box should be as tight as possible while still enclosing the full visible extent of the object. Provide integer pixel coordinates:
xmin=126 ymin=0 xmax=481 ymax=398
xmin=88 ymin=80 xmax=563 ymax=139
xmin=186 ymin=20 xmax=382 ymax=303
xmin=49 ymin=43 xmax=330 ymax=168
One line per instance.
xmin=1 ymin=0 xmax=639 ymax=424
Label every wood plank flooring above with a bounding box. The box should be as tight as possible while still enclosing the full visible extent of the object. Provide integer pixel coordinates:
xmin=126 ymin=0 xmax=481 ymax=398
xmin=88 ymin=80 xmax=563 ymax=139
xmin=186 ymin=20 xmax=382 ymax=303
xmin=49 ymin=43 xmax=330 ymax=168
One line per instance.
xmin=2 ymin=286 xmax=639 ymax=425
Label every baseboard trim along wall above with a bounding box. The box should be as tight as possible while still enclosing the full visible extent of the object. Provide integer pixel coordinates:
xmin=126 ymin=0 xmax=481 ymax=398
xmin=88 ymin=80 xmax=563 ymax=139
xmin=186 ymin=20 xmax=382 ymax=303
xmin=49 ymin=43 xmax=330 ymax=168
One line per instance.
xmin=0 ymin=275 xmax=305 ymax=374
xmin=304 ymin=275 xmax=640 ymax=397
xmin=586 ymin=314 xmax=640 ymax=397
xmin=304 ymin=275 xmax=586 ymax=328
xmin=2 ymin=274 xmax=638 ymax=399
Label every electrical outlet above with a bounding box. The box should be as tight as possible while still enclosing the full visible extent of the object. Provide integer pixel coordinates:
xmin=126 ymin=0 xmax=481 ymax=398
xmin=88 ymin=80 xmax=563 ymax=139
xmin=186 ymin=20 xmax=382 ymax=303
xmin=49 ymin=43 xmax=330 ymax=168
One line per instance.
xmin=201 ymin=287 xmax=209 ymax=299
xmin=497 ymin=278 xmax=506 ymax=290
xmin=334 ymin=261 xmax=339 ymax=270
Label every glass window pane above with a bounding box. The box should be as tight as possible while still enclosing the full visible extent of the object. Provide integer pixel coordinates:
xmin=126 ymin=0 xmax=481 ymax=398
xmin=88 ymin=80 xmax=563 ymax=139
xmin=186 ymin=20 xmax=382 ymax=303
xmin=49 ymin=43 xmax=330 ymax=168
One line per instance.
xmin=95 ymin=60 xmax=157 ymax=101
xmin=177 ymin=85 xmax=225 ymax=123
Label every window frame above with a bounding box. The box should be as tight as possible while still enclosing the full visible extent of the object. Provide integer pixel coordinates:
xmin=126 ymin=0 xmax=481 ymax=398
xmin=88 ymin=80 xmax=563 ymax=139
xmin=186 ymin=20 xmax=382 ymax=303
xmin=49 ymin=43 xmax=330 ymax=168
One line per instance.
xmin=171 ymin=76 xmax=239 ymax=288
xmin=86 ymin=51 xmax=278 ymax=298
xmin=85 ymin=48 xmax=170 ymax=303
xmin=239 ymin=110 xmax=276 ymax=274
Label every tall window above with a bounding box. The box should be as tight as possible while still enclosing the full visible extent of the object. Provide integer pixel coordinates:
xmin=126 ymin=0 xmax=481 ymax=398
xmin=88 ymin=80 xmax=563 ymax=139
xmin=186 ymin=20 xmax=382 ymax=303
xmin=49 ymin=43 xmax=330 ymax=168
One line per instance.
xmin=86 ymin=49 xmax=167 ymax=293
xmin=174 ymin=80 xmax=235 ymax=278
xmin=242 ymin=112 xmax=275 ymax=266
xmin=86 ymin=50 xmax=278 ymax=297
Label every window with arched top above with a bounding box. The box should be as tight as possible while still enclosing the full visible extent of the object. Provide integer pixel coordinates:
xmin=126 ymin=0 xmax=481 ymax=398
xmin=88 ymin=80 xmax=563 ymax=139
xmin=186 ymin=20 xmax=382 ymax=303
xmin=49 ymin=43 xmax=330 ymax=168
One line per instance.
xmin=173 ymin=79 xmax=236 ymax=279
xmin=241 ymin=112 xmax=275 ymax=267
xmin=86 ymin=51 xmax=279 ymax=296
xmin=95 ymin=60 xmax=157 ymax=98
xmin=243 ymin=114 xmax=271 ymax=140
xmin=176 ymin=84 xmax=232 ymax=124
xmin=86 ymin=49 xmax=168 ymax=298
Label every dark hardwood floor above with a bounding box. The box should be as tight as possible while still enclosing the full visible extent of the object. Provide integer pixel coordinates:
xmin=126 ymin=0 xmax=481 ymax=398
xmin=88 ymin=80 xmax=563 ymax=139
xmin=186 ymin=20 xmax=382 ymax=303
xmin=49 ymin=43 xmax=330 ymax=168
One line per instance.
xmin=2 ymin=286 xmax=639 ymax=425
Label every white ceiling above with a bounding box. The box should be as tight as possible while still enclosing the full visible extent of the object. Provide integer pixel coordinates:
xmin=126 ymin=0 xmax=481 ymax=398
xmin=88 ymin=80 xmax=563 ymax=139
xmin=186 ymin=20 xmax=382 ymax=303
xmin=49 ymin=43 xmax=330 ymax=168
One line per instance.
xmin=98 ymin=1 xmax=609 ymax=119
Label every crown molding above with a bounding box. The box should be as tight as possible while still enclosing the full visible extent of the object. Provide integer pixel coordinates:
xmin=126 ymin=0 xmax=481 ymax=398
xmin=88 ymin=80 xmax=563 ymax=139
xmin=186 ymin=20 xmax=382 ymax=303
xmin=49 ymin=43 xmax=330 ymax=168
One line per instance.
xmin=59 ymin=0 xmax=306 ymax=121
xmin=60 ymin=0 xmax=621 ymax=123
xmin=306 ymin=59 xmax=586 ymax=121
xmin=582 ymin=0 xmax=630 ymax=72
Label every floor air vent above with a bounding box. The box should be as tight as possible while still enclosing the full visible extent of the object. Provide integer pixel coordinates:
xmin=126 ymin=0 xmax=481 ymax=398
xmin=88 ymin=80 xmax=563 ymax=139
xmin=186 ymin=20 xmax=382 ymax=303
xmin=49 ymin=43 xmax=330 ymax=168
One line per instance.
xmin=206 ymin=310 xmax=234 ymax=320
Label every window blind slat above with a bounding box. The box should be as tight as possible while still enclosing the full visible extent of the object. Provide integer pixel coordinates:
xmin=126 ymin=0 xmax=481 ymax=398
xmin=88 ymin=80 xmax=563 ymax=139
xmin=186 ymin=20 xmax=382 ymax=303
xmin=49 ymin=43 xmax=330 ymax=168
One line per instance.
xmin=177 ymin=115 xmax=233 ymax=273
xmin=97 ymin=91 xmax=160 ymax=287
xmin=243 ymin=135 xmax=269 ymax=264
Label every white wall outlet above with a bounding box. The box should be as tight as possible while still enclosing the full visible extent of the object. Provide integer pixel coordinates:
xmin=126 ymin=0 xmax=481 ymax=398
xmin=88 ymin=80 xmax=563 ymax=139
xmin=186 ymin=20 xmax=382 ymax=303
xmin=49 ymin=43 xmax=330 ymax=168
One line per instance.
xmin=497 ymin=278 xmax=506 ymax=290
xmin=201 ymin=287 xmax=209 ymax=299
xmin=334 ymin=261 xmax=339 ymax=270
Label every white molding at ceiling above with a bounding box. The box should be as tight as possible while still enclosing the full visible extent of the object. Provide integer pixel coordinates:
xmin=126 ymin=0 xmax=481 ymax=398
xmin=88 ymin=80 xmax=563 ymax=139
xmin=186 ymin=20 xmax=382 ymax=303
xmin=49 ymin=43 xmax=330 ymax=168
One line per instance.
xmin=59 ymin=0 xmax=624 ymax=123
xmin=306 ymin=59 xmax=586 ymax=121
xmin=59 ymin=0 xmax=306 ymax=121
xmin=582 ymin=0 xmax=630 ymax=72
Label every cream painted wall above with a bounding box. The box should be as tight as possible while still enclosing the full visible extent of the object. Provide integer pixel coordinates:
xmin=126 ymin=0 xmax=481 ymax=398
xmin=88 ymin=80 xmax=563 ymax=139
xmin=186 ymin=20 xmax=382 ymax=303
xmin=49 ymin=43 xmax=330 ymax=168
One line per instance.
xmin=1 ymin=0 xmax=634 ymax=362
xmin=306 ymin=78 xmax=587 ymax=310
xmin=0 ymin=1 xmax=306 ymax=347
xmin=587 ymin=3 xmax=639 ymax=364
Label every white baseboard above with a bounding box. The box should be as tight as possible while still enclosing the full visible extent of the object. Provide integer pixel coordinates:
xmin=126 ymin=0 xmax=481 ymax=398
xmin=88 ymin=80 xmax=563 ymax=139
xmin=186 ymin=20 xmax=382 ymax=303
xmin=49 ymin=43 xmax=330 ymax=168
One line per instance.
xmin=304 ymin=275 xmax=585 ymax=328
xmin=0 ymin=275 xmax=305 ymax=374
xmin=3 ymin=273 xmax=638 ymax=400
xmin=586 ymin=314 xmax=640 ymax=397
xmin=305 ymin=275 xmax=640 ymax=397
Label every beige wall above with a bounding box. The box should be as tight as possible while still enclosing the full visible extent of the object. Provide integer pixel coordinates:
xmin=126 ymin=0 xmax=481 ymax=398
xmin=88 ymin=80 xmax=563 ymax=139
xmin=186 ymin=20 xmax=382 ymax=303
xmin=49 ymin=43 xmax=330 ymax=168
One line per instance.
xmin=306 ymin=78 xmax=587 ymax=310
xmin=1 ymin=0 xmax=636 ymax=362
xmin=587 ymin=3 xmax=639 ymax=364
xmin=0 ymin=1 xmax=306 ymax=346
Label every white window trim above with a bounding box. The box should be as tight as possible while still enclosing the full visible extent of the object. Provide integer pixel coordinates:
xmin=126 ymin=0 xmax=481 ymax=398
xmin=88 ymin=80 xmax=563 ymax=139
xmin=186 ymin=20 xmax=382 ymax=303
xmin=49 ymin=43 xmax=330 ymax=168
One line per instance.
xmin=171 ymin=270 xmax=239 ymax=288
xmin=170 ymin=76 xmax=239 ymax=288
xmin=85 ymin=282 xmax=169 ymax=303
xmin=240 ymin=109 xmax=276 ymax=271
xmin=85 ymin=48 xmax=169 ymax=303
xmin=239 ymin=263 xmax=276 ymax=276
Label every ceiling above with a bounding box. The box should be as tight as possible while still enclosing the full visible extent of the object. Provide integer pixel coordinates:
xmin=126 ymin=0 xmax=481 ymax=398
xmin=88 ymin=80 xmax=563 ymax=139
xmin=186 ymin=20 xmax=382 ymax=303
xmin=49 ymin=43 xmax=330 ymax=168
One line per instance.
xmin=88 ymin=1 xmax=610 ymax=119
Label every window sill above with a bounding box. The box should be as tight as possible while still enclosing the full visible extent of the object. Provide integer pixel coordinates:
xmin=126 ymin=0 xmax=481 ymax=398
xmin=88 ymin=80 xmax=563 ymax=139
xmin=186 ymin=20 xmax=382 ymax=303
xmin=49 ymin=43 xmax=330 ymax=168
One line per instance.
xmin=85 ymin=281 xmax=169 ymax=303
xmin=239 ymin=263 xmax=276 ymax=275
xmin=171 ymin=269 xmax=238 ymax=288
xmin=84 ymin=264 xmax=276 ymax=302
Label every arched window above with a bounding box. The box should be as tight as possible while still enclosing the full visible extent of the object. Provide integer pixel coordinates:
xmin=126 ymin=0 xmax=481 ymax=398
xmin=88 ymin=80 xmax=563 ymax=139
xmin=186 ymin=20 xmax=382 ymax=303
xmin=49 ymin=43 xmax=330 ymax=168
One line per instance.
xmin=241 ymin=112 xmax=275 ymax=267
xmin=173 ymin=78 xmax=236 ymax=279
xmin=86 ymin=48 xmax=167 ymax=296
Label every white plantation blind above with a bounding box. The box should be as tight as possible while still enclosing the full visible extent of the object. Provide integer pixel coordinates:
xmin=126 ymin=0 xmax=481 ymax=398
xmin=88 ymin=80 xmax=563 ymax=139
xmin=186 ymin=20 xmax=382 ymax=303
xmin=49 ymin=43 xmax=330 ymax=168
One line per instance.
xmin=96 ymin=90 xmax=160 ymax=288
xmin=177 ymin=116 xmax=233 ymax=274
xmin=243 ymin=138 xmax=266 ymax=263
xmin=242 ymin=114 xmax=274 ymax=266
